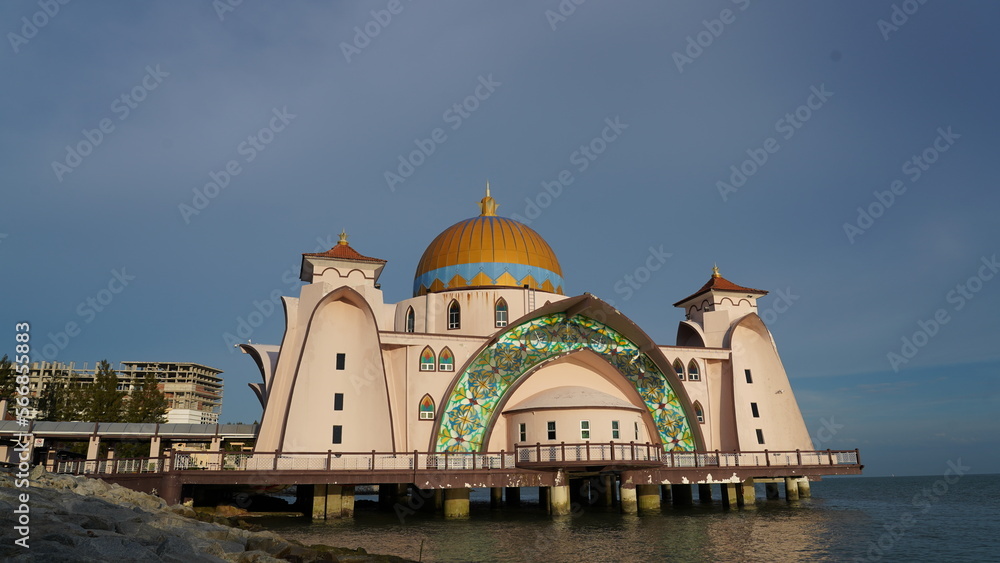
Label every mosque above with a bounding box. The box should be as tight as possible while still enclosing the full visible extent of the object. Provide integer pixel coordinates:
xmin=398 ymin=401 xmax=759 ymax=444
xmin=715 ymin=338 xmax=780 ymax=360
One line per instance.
xmin=240 ymin=186 xmax=815 ymax=461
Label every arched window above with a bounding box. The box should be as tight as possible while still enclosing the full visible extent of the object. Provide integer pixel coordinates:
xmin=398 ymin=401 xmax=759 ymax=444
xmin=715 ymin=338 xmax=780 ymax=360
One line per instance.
xmin=439 ymin=347 xmax=454 ymax=371
xmin=693 ymin=401 xmax=705 ymax=424
xmin=673 ymin=359 xmax=685 ymax=380
xmin=688 ymin=360 xmax=700 ymax=381
xmin=419 ymin=394 xmax=436 ymax=420
xmin=448 ymin=300 xmax=461 ymax=330
xmin=495 ymin=298 xmax=508 ymax=328
xmin=419 ymin=346 xmax=436 ymax=371
xmin=405 ymin=307 xmax=415 ymax=333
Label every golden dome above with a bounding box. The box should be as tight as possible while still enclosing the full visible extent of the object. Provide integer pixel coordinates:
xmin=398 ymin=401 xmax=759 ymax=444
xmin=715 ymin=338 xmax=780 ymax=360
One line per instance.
xmin=413 ymin=188 xmax=564 ymax=296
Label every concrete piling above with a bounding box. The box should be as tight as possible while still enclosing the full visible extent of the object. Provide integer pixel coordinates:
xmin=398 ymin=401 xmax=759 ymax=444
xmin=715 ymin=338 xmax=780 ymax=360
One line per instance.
xmin=444 ymin=487 xmax=470 ymax=518
xmin=620 ymin=486 xmax=638 ymax=514
xmin=784 ymin=477 xmax=800 ymax=501
xmin=637 ymin=484 xmax=661 ymax=513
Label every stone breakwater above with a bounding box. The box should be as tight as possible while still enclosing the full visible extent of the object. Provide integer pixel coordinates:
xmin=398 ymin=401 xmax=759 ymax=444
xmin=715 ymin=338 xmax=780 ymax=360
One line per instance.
xmin=0 ymin=468 xmax=412 ymax=562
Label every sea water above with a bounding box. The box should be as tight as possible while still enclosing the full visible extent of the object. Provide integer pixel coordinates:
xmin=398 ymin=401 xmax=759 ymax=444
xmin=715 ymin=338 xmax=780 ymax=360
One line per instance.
xmin=261 ymin=474 xmax=1000 ymax=562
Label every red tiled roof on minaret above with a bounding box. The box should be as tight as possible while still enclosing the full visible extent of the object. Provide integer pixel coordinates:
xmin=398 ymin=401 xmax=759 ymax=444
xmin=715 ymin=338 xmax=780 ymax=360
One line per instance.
xmin=303 ymin=231 xmax=386 ymax=264
xmin=672 ymin=265 xmax=767 ymax=307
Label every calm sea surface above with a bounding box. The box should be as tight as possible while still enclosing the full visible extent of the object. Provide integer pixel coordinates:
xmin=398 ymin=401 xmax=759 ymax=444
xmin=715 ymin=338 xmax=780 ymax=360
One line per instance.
xmin=261 ymin=474 xmax=1000 ymax=562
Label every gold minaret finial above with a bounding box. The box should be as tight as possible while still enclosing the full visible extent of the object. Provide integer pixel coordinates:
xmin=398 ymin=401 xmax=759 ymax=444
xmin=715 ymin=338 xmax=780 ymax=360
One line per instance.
xmin=478 ymin=180 xmax=498 ymax=216
xmin=712 ymin=264 xmax=721 ymax=278
xmin=338 ymin=230 xmax=349 ymax=245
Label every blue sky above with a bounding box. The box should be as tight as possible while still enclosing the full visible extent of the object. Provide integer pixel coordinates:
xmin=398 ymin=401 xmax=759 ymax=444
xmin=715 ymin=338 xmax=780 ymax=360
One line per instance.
xmin=1 ymin=1 xmax=997 ymax=477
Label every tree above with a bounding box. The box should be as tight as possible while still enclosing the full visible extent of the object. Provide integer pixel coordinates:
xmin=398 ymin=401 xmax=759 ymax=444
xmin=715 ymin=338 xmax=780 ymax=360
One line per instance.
xmin=81 ymin=360 xmax=125 ymax=422
xmin=36 ymin=378 xmax=84 ymax=421
xmin=0 ymin=355 xmax=15 ymax=403
xmin=125 ymin=372 xmax=168 ymax=423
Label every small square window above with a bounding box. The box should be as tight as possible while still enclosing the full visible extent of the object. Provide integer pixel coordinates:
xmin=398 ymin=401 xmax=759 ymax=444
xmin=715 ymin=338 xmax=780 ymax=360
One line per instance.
xmin=336 ymin=354 xmax=346 ymax=370
xmin=547 ymin=421 xmax=556 ymax=440
xmin=332 ymin=425 xmax=343 ymax=444
xmin=756 ymin=429 xmax=765 ymax=445
xmin=745 ymin=369 xmax=753 ymax=384
xmin=580 ymin=420 xmax=590 ymax=440
xmin=611 ymin=420 xmax=620 ymax=440
xmin=334 ymin=393 xmax=344 ymax=411
xmin=419 ymin=411 xmax=434 ymax=420
xmin=518 ymin=423 xmax=526 ymax=442
xmin=750 ymin=402 xmax=759 ymax=418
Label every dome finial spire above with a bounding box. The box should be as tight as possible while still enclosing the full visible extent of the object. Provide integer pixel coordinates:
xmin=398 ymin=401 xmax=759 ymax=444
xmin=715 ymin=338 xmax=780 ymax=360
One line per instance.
xmin=712 ymin=263 xmax=721 ymax=278
xmin=338 ymin=229 xmax=349 ymax=245
xmin=478 ymin=180 xmax=498 ymax=216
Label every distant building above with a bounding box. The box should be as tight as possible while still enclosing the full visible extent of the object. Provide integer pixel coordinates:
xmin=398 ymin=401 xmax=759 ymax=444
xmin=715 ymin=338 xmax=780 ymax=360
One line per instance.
xmin=21 ymin=361 xmax=223 ymax=424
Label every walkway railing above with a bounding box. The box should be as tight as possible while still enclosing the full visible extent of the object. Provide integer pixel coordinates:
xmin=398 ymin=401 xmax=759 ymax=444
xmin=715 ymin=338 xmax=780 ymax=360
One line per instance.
xmin=52 ymin=443 xmax=860 ymax=476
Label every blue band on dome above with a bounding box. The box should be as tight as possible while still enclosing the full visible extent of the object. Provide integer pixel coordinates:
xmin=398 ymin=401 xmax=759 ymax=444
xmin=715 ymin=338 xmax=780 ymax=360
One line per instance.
xmin=413 ymin=262 xmax=564 ymax=295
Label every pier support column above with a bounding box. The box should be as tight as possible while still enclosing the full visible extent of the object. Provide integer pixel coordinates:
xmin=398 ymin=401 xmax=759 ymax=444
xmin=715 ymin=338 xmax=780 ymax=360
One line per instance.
xmin=549 ymin=485 xmax=571 ymax=516
xmin=341 ymin=486 xmax=355 ymax=517
xmin=312 ymin=485 xmax=343 ymax=520
xmin=784 ymin=477 xmax=800 ymax=501
xmin=600 ymin=476 xmax=614 ymax=507
xmin=698 ymin=484 xmax=713 ymax=503
xmin=721 ymin=483 xmax=738 ymax=509
xmin=766 ymin=483 xmax=780 ymax=500
xmin=739 ymin=479 xmax=756 ymax=507
xmin=660 ymin=484 xmax=671 ymax=503
xmin=505 ymin=487 xmax=521 ymax=507
xmin=619 ymin=486 xmax=638 ymax=515
xmin=671 ymin=484 xmax=693 ymax=506
xmin=434 ymin=489 xmax=444 ymax=511
xmin=797 ymin=477 xmax=812 ymax=498
xmin=379 ymin=483 xmax=402 ymax=507
xmin=85 ymin=436 xmax=100 ymax=473
xmin=444 ymin=488 xmax=470 ymax=519
xmin=491 ymin=487 xmax=503 ymax=509
xmin=539 ymin=487 xmax=549 ymax=513
xmin=637 ymin=485 xmax=661 ymax=513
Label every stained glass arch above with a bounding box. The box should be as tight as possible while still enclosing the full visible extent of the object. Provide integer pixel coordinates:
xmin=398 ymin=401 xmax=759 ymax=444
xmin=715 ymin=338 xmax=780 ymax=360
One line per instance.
xmin=419 ymin=346 xmax=436 ymax=371
xmin=433 ymin=311 xmax=698 ymax=453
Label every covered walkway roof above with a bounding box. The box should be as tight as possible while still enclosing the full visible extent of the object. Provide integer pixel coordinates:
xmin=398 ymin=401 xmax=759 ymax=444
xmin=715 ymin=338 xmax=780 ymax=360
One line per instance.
xmin=0 ymin=421 xmax=257 ymax=440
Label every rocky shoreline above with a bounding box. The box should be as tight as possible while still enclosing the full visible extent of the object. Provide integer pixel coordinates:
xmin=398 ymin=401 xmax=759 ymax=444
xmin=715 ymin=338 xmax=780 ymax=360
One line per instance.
xmin=0 ymin=467 xmax=413 ymax=562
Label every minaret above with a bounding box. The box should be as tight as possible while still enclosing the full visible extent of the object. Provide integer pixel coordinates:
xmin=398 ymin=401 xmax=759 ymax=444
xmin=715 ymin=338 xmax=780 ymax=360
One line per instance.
xmin=672 ymin=266 xmax=768 ymax=347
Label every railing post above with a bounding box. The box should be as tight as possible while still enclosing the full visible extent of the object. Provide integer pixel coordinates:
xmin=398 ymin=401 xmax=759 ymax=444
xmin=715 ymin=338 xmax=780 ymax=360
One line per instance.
xmin=734 ymin=449 xmax=740 ymax=467
xmin=610 ymin=441 xmax=615 ymax=461
xmin=371 ymin=450 xmax=376 ymax=470
xmin=473 ymin=450 xmax=477 ymax=470
xmin=560 ymin=441 xmax=566 ymax=462
xmin=669 ymin=450 xmax=674 ymax=468
xmin=827 ymin=449 xmax=833 ymax=466
xmin=855 ymin=448 xmax=861 ymax=466
xmin=764 ymin=449 xmax=770 ymax=467
xmin=714 ymin=449 xmax=719 ymax=467
xmin=444 ymin=450 xmax=449 ymax=470
xmin=586 ymin=441 xmax=590 ymax=461
xmin=536 ymin=442 xmax=541 ymax=463
xmin=501 ymin=449 xmax=505 ymax=469
xmin=796 ymin=449 xmax=802 ymax=466
xmin=327 ymin=450 xmax=332 ymax=470
xmin=629 ymin=441 xmax=635 ymax=461
xmin=413 ymin=449 xmax=419 ymax=470
xmin=272 ymin=452 xmax=278 ymax=471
